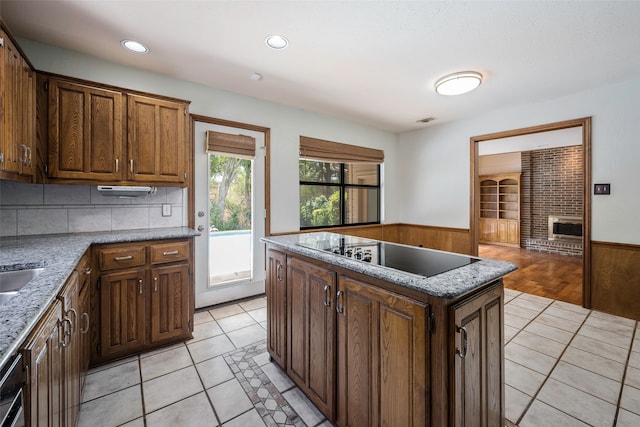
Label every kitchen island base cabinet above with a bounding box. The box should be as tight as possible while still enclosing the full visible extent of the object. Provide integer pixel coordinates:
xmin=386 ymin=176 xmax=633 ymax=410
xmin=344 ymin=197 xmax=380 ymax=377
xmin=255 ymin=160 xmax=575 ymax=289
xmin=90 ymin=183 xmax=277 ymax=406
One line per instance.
xmin=451 ymin=284 xmax=504 ymax=427
xmin=287 ymin=257 xmax=336 ymax=419
xmin=266 ymin=249 xmax=287 ymax=368
xmin=337 ymin=275 xmax=428 ymax=427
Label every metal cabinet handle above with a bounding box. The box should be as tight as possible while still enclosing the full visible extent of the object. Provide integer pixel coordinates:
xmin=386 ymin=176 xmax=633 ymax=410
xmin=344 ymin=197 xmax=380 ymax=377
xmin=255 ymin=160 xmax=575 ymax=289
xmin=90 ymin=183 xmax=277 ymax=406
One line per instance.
xmin=323 ymin=285 xmax=331 ymax=307
xmin=130 ymin=159 xmax=134 ymax=173
xmin=162 ymin=251 xmax=179 ymax=256
xmin=59 ymin=317 xmax=72 ymax=348
xmin=456 ymin=326 xmax=468 ymax=358
xmin=84 ymin=267 xmax=92 ymax=275
xmin=276 ymin=263 xmax=283 ymax=282
xmin=115 ymin=158 xmax=119 ymax=173
xmin=67 ymin=308 xmax=78 ymax=333
xmin=154 ymin=277 xmax=158 ymax=292
xmin=114 ymin=255 xmax=133 ymax=261
xmin=80 ymin=312 xmax=90 ymax=334
xmin=138 ymin=279 xmax=143 ymax=295
xmin=26 ymin=147 xmax=32 ymax=166
xmin=336 ymin=290 xmax=344 ymax=314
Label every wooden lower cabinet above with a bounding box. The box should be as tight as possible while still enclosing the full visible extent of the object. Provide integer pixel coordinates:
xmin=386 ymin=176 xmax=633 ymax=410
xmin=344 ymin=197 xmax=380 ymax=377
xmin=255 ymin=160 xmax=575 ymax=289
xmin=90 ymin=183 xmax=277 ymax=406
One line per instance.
xmin=99 ymin=269 xmax=146 ymax=358
xmin=21 ymin=299 xmax=64 ymax=426
xmin=287 ymin=257 xmax=336 ymax=419
xmin=150 ymin=264 xmax=190 ymax=342
xmin=451 ymin=284 xmax=504 ymax=427
xmin=21 ymin=271 xmax=81 ymax=427
xmin=95 ymin=239 xmax=193 ymax=362
xmin=337 ymin=275 xmax=428 ymax=427
xmin=266 ymin=249 xmax=287 ymax=368
xmin=265 ymin=248 xmax=506 ymax=426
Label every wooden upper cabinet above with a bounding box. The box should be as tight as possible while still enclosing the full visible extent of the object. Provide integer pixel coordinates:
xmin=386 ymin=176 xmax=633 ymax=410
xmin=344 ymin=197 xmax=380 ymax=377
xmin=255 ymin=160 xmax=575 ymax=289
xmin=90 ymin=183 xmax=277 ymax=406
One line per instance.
xmin=127 ymin=94 xmax=187 ymax=183
xmin=48 ymin=79 xmax=123 ymax=181
xmin=1 ymin=29 xmax=37 ymax=179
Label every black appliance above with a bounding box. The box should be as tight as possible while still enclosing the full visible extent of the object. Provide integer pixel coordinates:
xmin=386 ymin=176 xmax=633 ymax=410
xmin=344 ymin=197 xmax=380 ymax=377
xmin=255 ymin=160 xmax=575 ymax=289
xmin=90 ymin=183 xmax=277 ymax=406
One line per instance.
xmin=0 ymin=354 xmax=25 ymax=427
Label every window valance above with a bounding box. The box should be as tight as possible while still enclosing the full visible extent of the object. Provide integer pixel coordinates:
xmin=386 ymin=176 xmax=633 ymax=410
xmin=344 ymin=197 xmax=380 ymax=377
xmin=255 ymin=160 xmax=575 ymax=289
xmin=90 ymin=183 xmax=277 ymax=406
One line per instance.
xmin=299 ymin=136 xmax=384 ymax=163
xmin=206 ymin=131 xmax=255 ymax=158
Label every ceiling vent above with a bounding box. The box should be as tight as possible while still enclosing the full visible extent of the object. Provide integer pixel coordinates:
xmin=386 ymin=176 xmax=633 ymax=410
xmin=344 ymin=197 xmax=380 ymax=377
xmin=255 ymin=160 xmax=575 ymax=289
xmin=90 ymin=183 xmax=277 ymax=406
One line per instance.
xmin=417 ymin=116 xmax=437 ymax=124
xmin=97 ymin=185 xmax=156 ymax=198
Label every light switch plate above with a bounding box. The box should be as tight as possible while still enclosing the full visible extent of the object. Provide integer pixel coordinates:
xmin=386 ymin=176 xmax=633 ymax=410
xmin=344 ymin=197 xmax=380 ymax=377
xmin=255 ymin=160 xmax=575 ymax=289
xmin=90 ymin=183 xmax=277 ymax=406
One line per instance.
xmin=162 ymin=204 xmax=172 ymax=217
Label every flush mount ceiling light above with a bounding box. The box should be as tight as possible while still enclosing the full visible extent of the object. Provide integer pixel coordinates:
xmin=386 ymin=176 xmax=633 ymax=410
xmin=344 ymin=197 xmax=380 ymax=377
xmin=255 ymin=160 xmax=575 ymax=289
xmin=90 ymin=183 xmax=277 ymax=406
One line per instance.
xmin=265 ymin=34 xmax=289 ymax=50
xmin=121 ymin=39 xmax=149 ymax=54
xmin=435 ymin=71 xmax=482 ymax=96
xmin=250 ymin=72 xmax=263 ymax=81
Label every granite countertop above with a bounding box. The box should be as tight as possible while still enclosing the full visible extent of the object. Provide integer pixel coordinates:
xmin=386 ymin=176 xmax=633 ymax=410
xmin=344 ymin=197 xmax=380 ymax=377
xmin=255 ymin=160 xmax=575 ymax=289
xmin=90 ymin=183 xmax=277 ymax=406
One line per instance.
xmin=0 ymin=227 xmax=199 ymax=367
xmin=262 ymin=232 xmax=517 ymax=299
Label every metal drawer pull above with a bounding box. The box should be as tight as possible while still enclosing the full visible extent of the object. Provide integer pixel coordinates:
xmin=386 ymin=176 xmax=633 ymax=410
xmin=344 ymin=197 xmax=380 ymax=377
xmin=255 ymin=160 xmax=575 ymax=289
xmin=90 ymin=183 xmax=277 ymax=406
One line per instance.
xmin=456 ymin=326 xmax=468 ymax=359
xmin=336 ymin=290 xmax=344 ymax=314
xmin=162 ymin=251 xmax=179 ymax=256
xmin=138 ymin=279 xmax=143 ymax=295
xmin=80 ymin=312 xmax=90 ymax=334
xmin=84 ymin=267 xmax=92 ymax=275
xmin=323 ymin=285 xmax=331 ymax=307
xmin=114 ymin=255 xmax=133 ymax=261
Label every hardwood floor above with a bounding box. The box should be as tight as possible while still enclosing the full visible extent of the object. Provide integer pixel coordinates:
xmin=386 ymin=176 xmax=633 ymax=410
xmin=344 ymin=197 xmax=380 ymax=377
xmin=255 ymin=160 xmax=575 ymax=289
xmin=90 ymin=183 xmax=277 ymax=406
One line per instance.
xmin=478 ymin=244 xmax=583 ymax=305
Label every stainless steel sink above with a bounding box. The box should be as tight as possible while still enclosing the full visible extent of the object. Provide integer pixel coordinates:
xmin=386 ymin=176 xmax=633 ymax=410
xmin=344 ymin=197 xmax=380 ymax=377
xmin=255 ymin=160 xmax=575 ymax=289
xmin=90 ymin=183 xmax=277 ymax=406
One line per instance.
xmin=0 ymin=268 xmax=45 ymax=294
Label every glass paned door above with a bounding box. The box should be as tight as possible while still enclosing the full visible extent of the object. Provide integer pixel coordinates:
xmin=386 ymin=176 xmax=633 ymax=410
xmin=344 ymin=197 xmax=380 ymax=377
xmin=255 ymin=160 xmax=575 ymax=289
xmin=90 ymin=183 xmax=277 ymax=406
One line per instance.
xmin=193 ymin=121 xmax=265 ymax=308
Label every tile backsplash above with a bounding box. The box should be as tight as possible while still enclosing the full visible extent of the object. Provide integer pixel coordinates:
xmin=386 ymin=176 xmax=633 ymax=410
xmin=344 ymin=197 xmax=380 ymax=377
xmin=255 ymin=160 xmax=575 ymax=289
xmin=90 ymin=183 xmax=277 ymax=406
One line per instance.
xmin=0 ymin=181 xmax=187 ymax=237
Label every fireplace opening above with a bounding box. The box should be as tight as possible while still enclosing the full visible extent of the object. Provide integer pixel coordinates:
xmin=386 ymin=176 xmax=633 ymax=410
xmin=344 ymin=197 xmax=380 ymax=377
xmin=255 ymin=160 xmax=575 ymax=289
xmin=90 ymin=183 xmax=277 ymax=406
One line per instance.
xmin=548 ymin=215 xmax=582 ymax=241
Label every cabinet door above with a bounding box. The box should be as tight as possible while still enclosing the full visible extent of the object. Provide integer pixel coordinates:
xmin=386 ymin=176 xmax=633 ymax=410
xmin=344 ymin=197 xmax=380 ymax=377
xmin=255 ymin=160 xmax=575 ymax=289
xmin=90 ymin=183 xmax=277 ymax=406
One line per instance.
xmin=287 ymin=257 xmax=336 ymax=419
xmin=451 ymin=282 xmax=504 ymax=427
xmin=78 ymin=267 xmax=91 ymax=392
xmin=127 ymin=94 xmax=187 ymax=183
xmin=58 ymin=272 xmax=80 ymax=427
xmin=150 ymin=264 xmax=191 ymax=343
xmin=337 ymin=276 xmax=428 ymax=427
xmin=100 ymin=269 xmax=146 ymax=358
xmin=20 ymin=63 xmax=36 ymax=176
xmin=48 ymin=79 xmax=123 ymax=180
xmin=21 ymin=300 xmax=64 ymax=427
xmin=266 ymin=249 xmax=287 ymax=368
xmin=1 ymin=33 xmax=25 ymax=174
xmin=479 ymin=218 xmax=498 ymax=243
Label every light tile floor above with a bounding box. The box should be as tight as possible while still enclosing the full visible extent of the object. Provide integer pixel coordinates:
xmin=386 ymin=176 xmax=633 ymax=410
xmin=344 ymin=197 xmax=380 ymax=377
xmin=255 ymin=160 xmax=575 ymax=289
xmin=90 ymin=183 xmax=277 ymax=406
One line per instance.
xmin=78 ymin=291 xmax=640 ymax=426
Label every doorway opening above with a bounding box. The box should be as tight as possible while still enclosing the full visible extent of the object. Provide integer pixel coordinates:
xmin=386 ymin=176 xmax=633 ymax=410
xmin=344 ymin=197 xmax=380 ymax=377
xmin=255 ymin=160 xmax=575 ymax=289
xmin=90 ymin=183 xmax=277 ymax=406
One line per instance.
xmin=470 ymin=117 xmax=592 ymax=308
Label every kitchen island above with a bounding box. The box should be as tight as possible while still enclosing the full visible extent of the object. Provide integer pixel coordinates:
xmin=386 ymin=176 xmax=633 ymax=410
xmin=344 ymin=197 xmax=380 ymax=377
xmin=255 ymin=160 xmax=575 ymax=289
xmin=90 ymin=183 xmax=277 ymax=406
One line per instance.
xmin=262 ymin=232 xmax=517 ymax=427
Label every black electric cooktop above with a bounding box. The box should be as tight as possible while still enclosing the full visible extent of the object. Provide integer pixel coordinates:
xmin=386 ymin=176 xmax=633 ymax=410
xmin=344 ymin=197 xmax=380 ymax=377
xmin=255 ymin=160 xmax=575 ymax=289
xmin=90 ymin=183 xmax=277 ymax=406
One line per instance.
xmin=297 ymin=236 xmax=480 ymax=278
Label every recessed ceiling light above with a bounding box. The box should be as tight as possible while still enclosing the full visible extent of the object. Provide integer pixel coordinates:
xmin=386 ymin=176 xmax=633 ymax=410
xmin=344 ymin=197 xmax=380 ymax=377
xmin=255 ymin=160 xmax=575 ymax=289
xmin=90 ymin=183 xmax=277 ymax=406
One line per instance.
xmin=250 ymin=72 xmax=263 ymax=81
xmin=121 ymin=39 xmax=149 ymax=54
xmin=265 ymin=35 xmax=289 ymax=50
xmin=435 ymin=71 xmax=482 ymax=96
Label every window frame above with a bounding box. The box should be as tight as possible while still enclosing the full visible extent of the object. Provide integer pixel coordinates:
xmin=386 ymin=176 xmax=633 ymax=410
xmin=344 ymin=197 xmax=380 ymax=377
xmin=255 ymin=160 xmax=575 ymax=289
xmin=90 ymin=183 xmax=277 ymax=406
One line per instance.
xmin=299 ymin=160 xmax=381 ymax=230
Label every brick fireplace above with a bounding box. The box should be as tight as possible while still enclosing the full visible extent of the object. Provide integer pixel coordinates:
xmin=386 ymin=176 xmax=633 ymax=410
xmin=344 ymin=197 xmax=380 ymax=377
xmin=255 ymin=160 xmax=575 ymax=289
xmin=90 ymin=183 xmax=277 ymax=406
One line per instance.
xmin=520 ymin=146 xmax=583 ymax=256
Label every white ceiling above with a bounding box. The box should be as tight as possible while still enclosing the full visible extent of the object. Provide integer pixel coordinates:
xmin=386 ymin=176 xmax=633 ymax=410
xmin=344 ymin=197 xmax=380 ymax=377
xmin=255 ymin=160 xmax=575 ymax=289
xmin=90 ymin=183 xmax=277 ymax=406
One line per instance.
xmin=3 ymin=1 xmax=640 ymax=133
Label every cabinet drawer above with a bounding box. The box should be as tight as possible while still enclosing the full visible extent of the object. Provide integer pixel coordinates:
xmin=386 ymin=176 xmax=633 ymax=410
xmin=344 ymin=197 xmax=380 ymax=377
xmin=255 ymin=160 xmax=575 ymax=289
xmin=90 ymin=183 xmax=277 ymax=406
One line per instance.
xmin=99 ymin=245 xmax=146 ymax=270
xmin=150 ymin=241 xmax=190 ymax=264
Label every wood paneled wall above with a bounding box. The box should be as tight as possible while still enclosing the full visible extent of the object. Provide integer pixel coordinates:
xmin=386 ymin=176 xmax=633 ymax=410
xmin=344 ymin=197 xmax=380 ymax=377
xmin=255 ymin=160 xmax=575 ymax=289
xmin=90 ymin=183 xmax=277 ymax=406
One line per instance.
xmin=590 ymin=241 xmax=640 ymax=320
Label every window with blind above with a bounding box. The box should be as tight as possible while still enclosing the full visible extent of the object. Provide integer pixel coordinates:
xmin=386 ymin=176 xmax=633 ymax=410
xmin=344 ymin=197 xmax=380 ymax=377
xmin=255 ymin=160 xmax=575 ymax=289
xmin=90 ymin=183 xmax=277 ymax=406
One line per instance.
xmin=299 ymin=136 xmax=383 ymax=229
